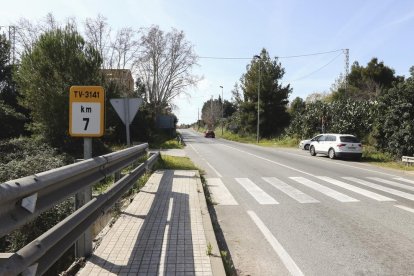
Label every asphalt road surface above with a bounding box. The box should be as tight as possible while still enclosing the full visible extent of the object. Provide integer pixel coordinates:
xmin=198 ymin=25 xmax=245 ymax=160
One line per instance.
xmin=181 ymin=129 xmax=414 ymax=276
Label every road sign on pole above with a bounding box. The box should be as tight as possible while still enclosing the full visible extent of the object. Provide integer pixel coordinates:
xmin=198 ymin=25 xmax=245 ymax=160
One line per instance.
xmin=69 ymin=86 xmax=105 ymax=137
xmin=69 ymin=86 xmax=104 ymax=257
xmin=110 ymin=98 xmax=143 ymax=146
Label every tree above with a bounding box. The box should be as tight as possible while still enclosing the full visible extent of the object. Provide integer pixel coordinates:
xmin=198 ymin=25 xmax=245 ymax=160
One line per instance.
xmin=201 ymin=97 xmax=222 ymax=128
xmin=84 ymin=14 xmax=111 ymax=69
xmin=16 ymin=24 xmax=102 ymax=148
xmin=289 ymin=97 xmax=306 ymax=114
xmin=328 ymin=99 xmax=374 ymax=139
xmin=0 ymin=34 xmax=17 ymax=107
xmin=332 ymin=58 xmax=401 ymax=101
xmin=0 ymin=34 xmax=27 ymax=139
xmin=239 ymin=48 xmax=291 ymax=137
xmin=136 ymin=25 xmax=200 ymax=114
xmin=374 ymin=67 xmax=414 ymax=157
xmin=0 ymin=100 xmax=27 ymax=140
xmin=223 ymin=100 xmax=236 ymax=118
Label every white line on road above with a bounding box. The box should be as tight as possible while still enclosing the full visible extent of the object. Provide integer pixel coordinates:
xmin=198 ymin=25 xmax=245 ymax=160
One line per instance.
xmin=290 ymin=177 xmax=359 ymax=202
xmin=219 ymin=144 xmax=314 ymax=176
xmin=367 ymin=177 xmax=414 ymax=192
xmin=206 ymin=161 xmax=222 ymax=177
xmin=207 ymin=178 xmax=238 ymax=205
xmin=262 ymin=177 xmax=319 ymax=203
xmin=188 ymin=143 xmax=201 ymax=155
xmin=247 ymin=210 xmax=304 ymax=276
xmin=395 ymin=205 xmax=414 ymax=213
xmin=236 ymin=178 xmax=278 ymax=204
xmin=343 ymin=177 xmax=414 ymax=201
xmin=394 ymin=177 xmax=414 ymax=185
xmin=219 ymin=143 xmax=398 ymax=177
xmin=316 ymin=176 xmax=395 ymax=202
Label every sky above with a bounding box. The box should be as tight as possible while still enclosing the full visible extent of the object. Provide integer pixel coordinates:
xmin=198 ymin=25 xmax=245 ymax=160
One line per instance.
xmin=1 ymin=0 xmax=414 ymax=124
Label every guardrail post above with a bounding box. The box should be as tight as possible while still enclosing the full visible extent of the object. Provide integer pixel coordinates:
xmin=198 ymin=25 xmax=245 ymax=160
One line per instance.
xmin=75 ymin=138 xmax=93 ymax=258
xmin=114 ymin=171 xmax=121 ymax=181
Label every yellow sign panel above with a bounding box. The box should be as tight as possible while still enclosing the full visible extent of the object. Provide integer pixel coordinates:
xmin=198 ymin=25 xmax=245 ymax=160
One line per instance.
xmin=69 ymin=86 xmax=105 ymax=137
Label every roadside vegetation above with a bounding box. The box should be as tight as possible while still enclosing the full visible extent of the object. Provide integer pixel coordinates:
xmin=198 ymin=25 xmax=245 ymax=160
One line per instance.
xmin=2 ymin=10 xmax=414 ymax=276
xmin=196 ymin=52 xmax=414 ymax=171
xmin=0 ymin=13 xmax=197 ymax=275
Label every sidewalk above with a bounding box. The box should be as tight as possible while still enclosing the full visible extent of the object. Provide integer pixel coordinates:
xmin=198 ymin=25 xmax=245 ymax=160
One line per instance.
xmin=78 ymin=170 xmax=225 ymax=276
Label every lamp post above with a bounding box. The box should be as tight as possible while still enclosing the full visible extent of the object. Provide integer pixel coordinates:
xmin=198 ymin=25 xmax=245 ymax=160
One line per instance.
xmin=210 ymin=95 xmax=213 ymax=129
xmin=254 ymin=55 xmax=261 ymax=143
xmin=220 ymin=85 xmax=224 ymax=135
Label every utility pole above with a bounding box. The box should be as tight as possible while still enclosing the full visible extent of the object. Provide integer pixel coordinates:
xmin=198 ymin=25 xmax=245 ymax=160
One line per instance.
xmin=254 ymin=55 xmax=261 ymax=143
xmin=344 ymin=48 xmax=349 ymax=94
xmin=210 ymin=95 xmax=213 ymax=129
xmin=220 ymin=86 xmax=224 ymax=135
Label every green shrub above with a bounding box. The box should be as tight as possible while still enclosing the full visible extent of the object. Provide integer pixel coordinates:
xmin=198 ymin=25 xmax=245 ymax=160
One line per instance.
xmin=0 ymin=137 xmax=75 ymax=274
xmin=0 ymin=101 xmax=28 ymax=140
xmin=0 ymin=137 xmax=73 ymax=182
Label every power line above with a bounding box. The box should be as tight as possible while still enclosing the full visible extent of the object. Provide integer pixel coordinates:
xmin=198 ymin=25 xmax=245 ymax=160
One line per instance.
xmin=199 ymin=49 xmax=344 ymax=60
xmin=287 ymin=52 xmax=343 ymax=82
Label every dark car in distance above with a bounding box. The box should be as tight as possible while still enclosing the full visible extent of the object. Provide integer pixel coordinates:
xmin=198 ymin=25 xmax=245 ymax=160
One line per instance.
xmin=205 ymin=130 xmax=215 ymax=138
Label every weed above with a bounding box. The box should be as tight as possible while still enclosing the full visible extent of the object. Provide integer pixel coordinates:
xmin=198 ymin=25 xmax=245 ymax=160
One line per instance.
xmin=206 ymin=242 xmax=213 ymax=256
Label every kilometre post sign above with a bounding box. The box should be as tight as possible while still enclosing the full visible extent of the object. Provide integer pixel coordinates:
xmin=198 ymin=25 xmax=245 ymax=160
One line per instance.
xmin=69 ymin=86 xmax=105 ymax=137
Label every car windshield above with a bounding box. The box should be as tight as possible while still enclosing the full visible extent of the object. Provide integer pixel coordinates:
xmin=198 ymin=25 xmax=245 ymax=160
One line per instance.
xmin=340 ymin=136 xmax=359 ymax=143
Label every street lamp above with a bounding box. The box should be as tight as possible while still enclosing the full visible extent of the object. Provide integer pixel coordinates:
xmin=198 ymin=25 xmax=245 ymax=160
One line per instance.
xmin=254 ymin=55 xmax=261 ymax=143
xmin=220 ymin=85 xmax=224 ymax=135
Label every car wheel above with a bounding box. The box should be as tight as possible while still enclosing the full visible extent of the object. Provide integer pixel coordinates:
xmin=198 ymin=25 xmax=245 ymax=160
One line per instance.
xmin=310 ymin=146 xmax=316 ymax=156
xmin=304 ymin=144 xmax=309 ymax=151
xmin=328 ymin=148 xmax=336 ymax=159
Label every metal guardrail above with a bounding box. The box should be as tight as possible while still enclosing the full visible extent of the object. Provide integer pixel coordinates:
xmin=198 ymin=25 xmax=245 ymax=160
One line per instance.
xmin=0 ymin=144 xmax=160 ymax=276
xmin=402 ymin=156 xmax=414 ymax=165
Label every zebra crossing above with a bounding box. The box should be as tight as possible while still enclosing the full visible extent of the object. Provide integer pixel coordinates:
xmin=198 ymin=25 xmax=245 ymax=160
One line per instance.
xmin=206 ymin=175 xmax=414 ymax=206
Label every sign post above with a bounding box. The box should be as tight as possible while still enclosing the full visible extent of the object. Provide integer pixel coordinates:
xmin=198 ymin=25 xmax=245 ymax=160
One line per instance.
xmin=69 ymin=85 xmax=105 ymax=258
xmin=110 ymin=98 xmax=143 ymax=146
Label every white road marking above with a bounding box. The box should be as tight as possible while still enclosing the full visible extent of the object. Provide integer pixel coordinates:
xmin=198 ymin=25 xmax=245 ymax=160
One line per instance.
xmin=207 ymin=178 xmax=238 ymax=205
xmin=220 ymin=144 xmax=314 ymax=176
xmin=188 ymin=143 xmax=201 ymax=155
xmin=167 ymin=198 xmax=174 ymax=222
xmin=219 ymin=143 xmax=398 ymax=177
xmin=316 ymin=176 xmax=395 ymax=202
xmin=159 ymin=198 xmax=173 ymax=275
xmin=290 ymin=177 xmax=359 ymax=202
xmin=367 ymin=177 xmax=414 ymax=192
xmin=395 ymin=205 xmax=414 ymax=214
xmin=262 ymin=177 xmax=319 ymax=203
xmin=236 ymin=178 xmax=278 ymax=204
xmin=247 ymin=210 xmax=304 ymax=276
xmin=394 ymin=177 xmax=414 ymax=185
xmin=206 ymin=161 xmax=222 ymax=177
xmin=343 ymin=177 xmax=414 ymax=201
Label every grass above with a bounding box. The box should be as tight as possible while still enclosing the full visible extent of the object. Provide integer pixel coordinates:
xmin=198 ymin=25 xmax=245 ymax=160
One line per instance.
xmin=362 ymin=146 xmax=414 ymax=171
xmin=156 ymin=138 xmax=184 ymax=149
xmin=199 ymin=127 xmax=300 ymax=148
xmin=153 ymin=155 xmax=199 ymax=170
xmin=198 ymin=127 xmax=414 ymax=171
xmin=150 ymin=133 xmax=184 ymax=150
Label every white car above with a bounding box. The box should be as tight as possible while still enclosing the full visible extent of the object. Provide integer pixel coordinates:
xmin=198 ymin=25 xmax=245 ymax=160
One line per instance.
xmin=299 ymin=134 xmax=322 ymax=150
xmin=309 ymin=134 xmax=362 ymax=160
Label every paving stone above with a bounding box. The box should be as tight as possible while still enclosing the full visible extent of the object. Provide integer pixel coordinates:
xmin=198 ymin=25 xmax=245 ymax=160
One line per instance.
xmin=77 ymin=170 xmax=212 ymax=276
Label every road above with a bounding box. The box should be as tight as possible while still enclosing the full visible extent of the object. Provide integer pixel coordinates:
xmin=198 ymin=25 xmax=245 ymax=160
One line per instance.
xmin=181 ymin=129 xmax=414 ymax=276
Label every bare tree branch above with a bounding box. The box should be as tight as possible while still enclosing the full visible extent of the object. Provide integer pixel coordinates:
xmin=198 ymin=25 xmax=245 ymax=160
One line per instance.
xmin=136 ymin=25 xmax=200 ymax=114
